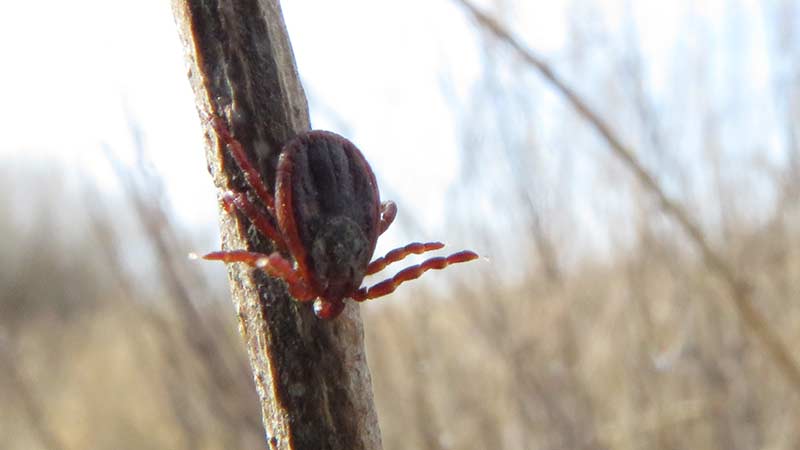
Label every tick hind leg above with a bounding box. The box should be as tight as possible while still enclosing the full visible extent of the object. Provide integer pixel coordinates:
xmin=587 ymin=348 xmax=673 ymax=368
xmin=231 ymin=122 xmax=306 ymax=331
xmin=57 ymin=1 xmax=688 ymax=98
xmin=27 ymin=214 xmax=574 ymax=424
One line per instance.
xmin=353 ymin=249 xmax=479 ymax=301
xmin=204 ymin=250 xmax=315 ymax=302
xmin=208 ymin=114 xmax=288 ymax=251
xmin=378 ymin=201 xmax=397 ymax=235
xmin=220 ymin=191 xmax=288 ymax=253
xmin=208 ymin=115 xmax=277 ymax=215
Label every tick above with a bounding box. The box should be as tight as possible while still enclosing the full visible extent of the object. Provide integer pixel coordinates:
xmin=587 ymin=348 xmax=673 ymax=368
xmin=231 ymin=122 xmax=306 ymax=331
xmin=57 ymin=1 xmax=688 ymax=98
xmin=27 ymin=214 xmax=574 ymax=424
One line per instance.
xmin=203 ymin=116 xmax=478 ymax=319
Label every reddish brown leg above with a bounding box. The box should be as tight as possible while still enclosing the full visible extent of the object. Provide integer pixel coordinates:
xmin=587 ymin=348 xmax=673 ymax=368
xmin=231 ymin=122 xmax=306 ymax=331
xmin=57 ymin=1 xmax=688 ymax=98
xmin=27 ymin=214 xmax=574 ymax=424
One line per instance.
xmin=353 ymin=250 xmax=479 ymax=301
xmin=220 ymin=191 xmax=288 ymax=253
xmin=204 ymin=250 xmax=315 ymax=302
xmin=378 ymin=200 xmax=397 ymax=235
xmin=366 ymin=241 xmax=445 ymax=275
xmin=208 ymin=115 xmax=276 ymax=215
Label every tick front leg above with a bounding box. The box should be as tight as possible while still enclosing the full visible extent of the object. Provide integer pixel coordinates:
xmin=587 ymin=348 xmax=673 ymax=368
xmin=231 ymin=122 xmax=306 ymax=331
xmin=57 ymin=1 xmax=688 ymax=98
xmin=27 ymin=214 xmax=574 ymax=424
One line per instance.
xmin=366 ymin=241 xmax=445 ymax=275
xmin=204 ymin=250 xmax=315 ymax=302
xmin=353 ymin=250 xmax=479 ymax=301
xmin=208 ymin=114 xmax=277 ymax=216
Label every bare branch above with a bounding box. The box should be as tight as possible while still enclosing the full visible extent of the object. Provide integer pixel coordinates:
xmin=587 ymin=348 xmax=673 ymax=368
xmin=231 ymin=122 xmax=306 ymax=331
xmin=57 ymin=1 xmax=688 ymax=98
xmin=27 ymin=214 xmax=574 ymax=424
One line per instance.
xmin=455 ymin=0 xmax=800 ymax=392
xmin=171 ymin=1 xmax=383 ymax=448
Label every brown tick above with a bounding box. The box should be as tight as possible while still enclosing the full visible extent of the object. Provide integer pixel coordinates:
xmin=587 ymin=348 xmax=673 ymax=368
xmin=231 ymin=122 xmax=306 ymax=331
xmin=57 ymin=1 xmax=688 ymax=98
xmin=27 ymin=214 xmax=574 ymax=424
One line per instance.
xmin=203 ymin=116 xmax=478 ymax=319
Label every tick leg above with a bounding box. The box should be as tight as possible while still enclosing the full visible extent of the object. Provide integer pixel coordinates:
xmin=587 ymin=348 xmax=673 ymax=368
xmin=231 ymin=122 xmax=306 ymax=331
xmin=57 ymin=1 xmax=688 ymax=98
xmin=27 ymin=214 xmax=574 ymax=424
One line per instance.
xmin=366 ymin=241 xmax=445 ymax=275
xmin=204 ymin=250 xmax=315 ymax=302
xmin=353 ymin=250 xmax=479 ymax=301
xmin=208 ymin=115 xmax=276 ymax=216
xmin=221 ymin=191 xmax=288 ymax=253
xmin=378 ymin=200 xmax=397 ymax=235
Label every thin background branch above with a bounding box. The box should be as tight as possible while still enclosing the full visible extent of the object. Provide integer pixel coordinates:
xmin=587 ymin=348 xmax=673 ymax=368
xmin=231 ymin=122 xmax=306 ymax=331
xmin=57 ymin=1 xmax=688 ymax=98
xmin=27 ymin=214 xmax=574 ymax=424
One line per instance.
xmin=454 ymin=0 xmax=800 ymax=393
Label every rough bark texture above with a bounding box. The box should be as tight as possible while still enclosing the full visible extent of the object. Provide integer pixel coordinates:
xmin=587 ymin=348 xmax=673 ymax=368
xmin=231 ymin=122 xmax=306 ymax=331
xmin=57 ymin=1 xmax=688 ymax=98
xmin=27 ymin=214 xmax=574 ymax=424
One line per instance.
xmin=171 ymin=1 xmax=383 ymax=449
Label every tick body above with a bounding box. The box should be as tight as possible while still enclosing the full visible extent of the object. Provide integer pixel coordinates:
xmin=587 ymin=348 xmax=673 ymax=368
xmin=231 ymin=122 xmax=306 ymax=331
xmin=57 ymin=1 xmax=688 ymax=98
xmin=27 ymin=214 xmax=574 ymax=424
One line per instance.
xmin=204 ymin=116 xmax=478 ymax=319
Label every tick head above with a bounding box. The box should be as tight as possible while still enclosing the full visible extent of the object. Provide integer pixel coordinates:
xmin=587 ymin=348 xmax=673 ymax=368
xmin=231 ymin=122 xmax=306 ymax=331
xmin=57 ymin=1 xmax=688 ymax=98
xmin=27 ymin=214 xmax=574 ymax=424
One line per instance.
xmin=309 ymin=216 xmax=373 ymax=301
xmin=313 ymin=298 xmax=346 ymax=320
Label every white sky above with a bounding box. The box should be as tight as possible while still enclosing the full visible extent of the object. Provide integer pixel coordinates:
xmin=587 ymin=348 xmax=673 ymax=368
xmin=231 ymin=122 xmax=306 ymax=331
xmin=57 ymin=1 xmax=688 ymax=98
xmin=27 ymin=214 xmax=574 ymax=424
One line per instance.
xmin=0 ymin=0 xmax=780 ymax=264
xmin=0 ymin=0 xmax=570 ymax=255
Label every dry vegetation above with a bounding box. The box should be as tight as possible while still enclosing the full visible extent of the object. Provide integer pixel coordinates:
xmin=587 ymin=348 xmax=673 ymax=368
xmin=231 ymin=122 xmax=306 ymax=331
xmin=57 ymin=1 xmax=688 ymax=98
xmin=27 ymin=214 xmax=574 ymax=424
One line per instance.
xmin=3 ymin=1 xmax=800 ymax=449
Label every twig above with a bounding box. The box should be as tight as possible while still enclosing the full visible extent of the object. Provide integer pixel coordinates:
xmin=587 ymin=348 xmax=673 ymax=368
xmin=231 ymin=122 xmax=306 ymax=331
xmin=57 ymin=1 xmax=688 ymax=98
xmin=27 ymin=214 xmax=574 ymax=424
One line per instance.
xmin=171 ymin=1 xmax=383 ymax=449
xmin=455 ymin=0 xmax=800 ymax=392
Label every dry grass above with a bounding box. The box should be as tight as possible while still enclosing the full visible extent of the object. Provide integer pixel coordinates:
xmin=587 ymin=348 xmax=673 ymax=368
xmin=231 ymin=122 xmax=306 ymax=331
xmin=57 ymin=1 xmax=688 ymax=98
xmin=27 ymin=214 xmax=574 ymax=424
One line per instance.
xmin=366 ymin=232 xmax=800 ymax=449
xmin=4 ymin=217 xmax=797 ymax=449
xmin=4 ymin=2 xmax=800 ymax=448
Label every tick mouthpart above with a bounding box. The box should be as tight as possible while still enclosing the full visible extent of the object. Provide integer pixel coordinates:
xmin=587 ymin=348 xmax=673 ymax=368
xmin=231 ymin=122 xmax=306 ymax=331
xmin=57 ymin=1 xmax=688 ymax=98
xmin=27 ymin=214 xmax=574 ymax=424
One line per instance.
xmin=313 ymin=298 xmax=346 ymax=320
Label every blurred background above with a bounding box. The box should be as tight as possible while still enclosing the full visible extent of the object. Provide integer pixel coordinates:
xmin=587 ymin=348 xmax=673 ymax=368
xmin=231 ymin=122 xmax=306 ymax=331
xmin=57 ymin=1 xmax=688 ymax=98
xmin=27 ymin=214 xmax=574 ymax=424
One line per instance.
xmin=2 ymin=0 xmax=799 ymax=449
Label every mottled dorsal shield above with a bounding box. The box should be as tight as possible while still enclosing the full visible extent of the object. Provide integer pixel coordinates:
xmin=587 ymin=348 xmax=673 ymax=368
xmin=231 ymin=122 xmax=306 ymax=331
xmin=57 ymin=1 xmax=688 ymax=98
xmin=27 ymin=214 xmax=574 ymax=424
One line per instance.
xmin=275 ymin=131 xmax=380 ymax=303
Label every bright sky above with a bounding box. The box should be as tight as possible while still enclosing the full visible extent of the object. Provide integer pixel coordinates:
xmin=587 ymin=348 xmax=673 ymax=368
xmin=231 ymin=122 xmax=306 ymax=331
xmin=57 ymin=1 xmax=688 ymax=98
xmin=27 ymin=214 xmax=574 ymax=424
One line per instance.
xmin=0 ymin=0 xmax=569 ymax=254
xmin=0 ymin=0 xmax=778 ymax=263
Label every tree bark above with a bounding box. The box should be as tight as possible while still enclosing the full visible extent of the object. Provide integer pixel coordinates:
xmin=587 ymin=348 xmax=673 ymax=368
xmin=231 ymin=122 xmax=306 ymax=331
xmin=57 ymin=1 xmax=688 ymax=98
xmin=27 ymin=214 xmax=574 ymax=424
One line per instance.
xmin=171 ymin=1 xmax=383 ymax=449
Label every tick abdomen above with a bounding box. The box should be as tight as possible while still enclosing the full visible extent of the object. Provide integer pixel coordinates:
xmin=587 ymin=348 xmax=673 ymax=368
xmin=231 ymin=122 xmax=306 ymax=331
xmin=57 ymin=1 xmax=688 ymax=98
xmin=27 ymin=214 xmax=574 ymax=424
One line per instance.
xmin=278 ymin=131 xmax=381 ymax=288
